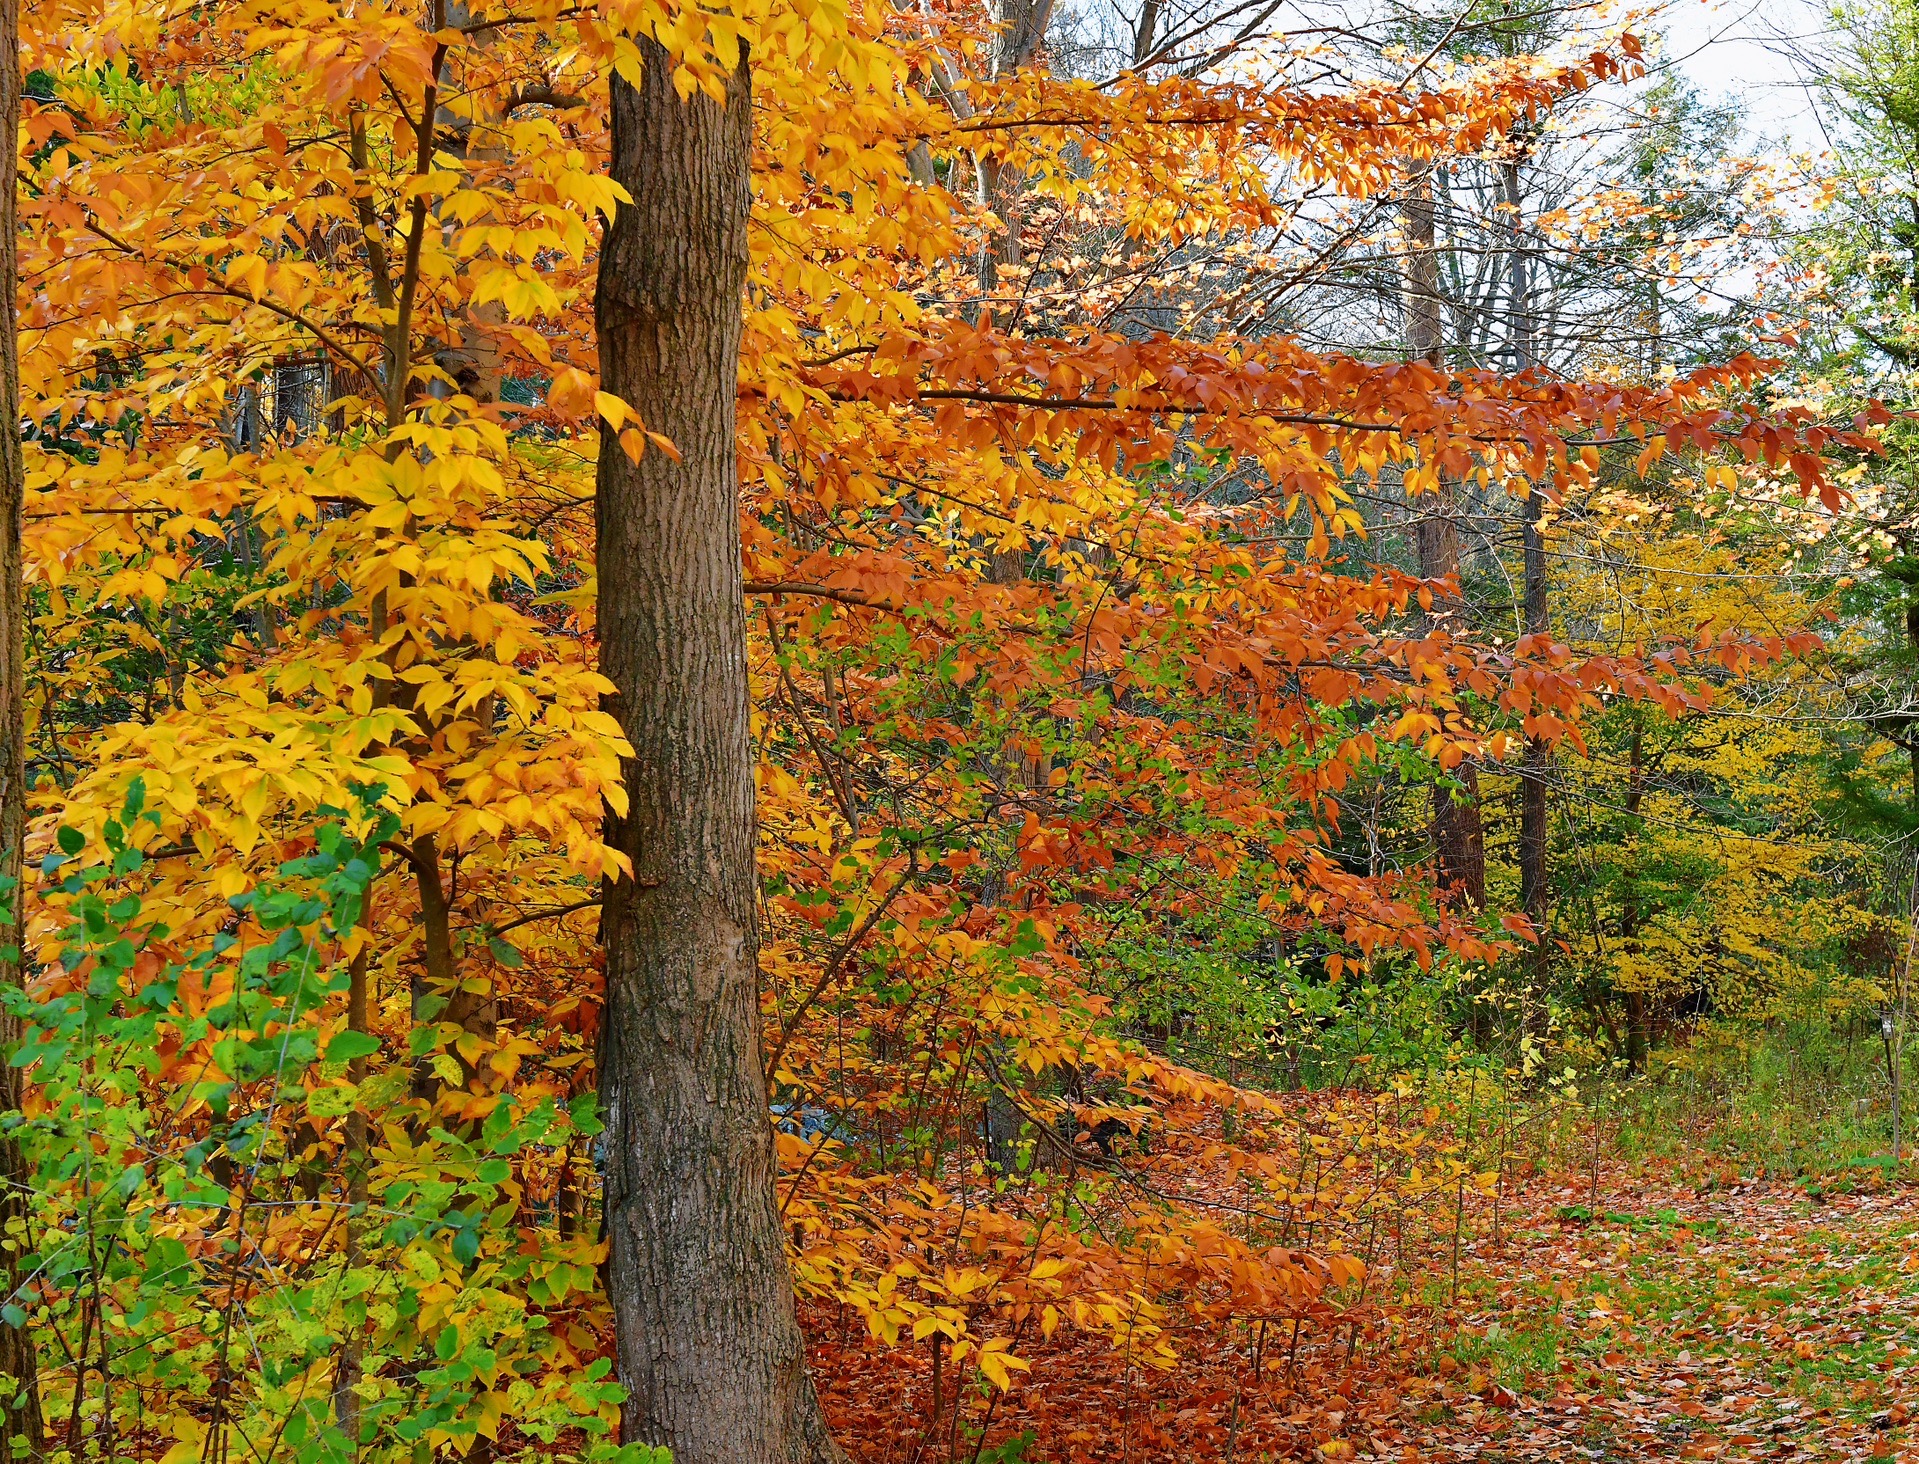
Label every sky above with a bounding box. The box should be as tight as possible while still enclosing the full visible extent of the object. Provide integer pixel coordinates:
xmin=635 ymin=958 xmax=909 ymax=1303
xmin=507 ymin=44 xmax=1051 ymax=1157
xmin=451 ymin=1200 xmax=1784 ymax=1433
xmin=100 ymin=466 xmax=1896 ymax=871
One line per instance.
xmin=1659 ymin=0 xmax=1833 ymax=150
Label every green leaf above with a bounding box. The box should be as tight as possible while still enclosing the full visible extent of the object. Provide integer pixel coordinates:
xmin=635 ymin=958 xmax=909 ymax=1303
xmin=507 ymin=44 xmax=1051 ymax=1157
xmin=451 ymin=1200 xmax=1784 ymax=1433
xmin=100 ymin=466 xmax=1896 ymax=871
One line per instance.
xmin=324 ymin=1031 xmax=382 ymax=1064
xmin=1005 ymin=918 xmax=1045 ymax=960
xmin=55 ymin=827 xmax=83 ymax=856
xmin=487 ymin=935 xmax=524 ymax=968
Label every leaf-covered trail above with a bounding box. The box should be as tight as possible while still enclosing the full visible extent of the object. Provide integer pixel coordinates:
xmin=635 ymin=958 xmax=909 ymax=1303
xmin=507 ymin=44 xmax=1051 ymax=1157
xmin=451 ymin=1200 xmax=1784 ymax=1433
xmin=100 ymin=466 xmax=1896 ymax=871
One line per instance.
xmin=813 ymin=1167 xmax=1919 ymax=1462
xmin=1397 ymin=1170 xmax=1919 ymax=1464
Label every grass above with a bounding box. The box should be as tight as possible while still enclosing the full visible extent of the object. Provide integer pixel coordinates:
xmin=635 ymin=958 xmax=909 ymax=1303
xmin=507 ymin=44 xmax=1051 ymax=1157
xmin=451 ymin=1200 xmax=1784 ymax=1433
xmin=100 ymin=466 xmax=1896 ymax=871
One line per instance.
xmin=1344 ymin=1019 xmax=1919 ymax=1459
xmin=1423 ymin=1196 xmax=1919 ymax=1446
xmin=1608 ymin=1018 xmax=1916 ymax=1184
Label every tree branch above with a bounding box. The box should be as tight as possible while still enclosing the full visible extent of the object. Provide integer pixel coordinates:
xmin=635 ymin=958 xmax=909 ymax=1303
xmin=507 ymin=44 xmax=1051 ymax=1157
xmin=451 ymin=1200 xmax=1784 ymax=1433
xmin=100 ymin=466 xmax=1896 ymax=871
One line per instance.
xmin=763 ymin=855 xmax=917 ymax=1081
xmin=486 ymin=895 xmax=600 ymax=939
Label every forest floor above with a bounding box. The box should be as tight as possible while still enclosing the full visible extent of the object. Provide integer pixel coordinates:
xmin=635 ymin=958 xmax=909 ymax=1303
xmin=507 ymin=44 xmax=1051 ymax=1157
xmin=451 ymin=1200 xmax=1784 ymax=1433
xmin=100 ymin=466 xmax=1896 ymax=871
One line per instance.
xmin=814 ymin=1160 xmax=1919 ymax=1463
xmin=1388 ymin=1166 xmax=1919 ymax=1464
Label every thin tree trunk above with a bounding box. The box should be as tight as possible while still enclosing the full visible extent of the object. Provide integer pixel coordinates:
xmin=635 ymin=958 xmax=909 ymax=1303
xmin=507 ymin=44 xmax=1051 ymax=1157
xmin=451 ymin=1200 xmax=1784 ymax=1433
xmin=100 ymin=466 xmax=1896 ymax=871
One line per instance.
xmin=1505 ymin=156 xmax=1551 ymax=1020
xmin=0 ymin=0 xmax=43 ymax=1441
xmin=1645 ymin=275 xmax=1663 ymax=384
xmin=975 ymin=0 xmax=1053 ymax=295
xmin=406 ymin=832 xmax=489 ymax=1101
xmin=595 ymin=38 xmax=844 ymax=1464
xmin=1892 ymin=880 xmax=1915 ymax=1176
xmin=1131 ymin=0 xmax=1161 ymax=67
xmin=1885 ymin=1013 xmax=1903 ymax=1173
xmin=1403 ymin=164 xmax=1484 ymax=911
xmin=1906 ymin=602 xmax=1919 ymax=810
xmin=1621 ymin=726 xmax=1647 ymax=1070
xmin=433 ymin=0 xmax=506 ymax=406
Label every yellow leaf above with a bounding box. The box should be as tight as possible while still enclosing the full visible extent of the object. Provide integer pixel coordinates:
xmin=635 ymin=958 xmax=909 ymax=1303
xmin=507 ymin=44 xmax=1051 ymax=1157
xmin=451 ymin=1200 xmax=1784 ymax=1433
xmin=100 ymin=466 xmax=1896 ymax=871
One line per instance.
xmin=595 ymin=392 xmax=629 ymax=431
xmin=975 ymin=1341 xmax=1030 ymax=1390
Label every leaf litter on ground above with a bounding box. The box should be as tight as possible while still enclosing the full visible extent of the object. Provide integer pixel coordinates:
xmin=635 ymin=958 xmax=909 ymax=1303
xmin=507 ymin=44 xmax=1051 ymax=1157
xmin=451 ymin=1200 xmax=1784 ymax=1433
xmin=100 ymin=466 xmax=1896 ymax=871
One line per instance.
xmin=810 ymin=1159 xmax=1919 ymax=1463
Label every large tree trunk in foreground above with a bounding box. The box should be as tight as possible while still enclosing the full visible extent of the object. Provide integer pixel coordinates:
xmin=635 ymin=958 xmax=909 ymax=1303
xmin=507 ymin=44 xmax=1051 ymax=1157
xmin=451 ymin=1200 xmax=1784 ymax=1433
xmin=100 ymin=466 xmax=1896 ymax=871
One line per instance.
xmin=595 ymin=39 xmax=843 ymax=1464
xmin=0 ymin=0 xmax=43 ymax=1446
xmin=1402 ymin=166 xmax=1485 ymax=911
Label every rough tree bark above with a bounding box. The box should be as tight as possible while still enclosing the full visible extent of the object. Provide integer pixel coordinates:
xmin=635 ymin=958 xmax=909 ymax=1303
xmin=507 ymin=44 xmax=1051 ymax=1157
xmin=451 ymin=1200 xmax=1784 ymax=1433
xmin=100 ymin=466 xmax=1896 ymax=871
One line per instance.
xmin=0 ymin=0 xmax=44 ymax=1444
xmin=595 ymin=38 xmax=845 ymax=1464
xmin=1402 ymin=165 xmax=1485 ymax=911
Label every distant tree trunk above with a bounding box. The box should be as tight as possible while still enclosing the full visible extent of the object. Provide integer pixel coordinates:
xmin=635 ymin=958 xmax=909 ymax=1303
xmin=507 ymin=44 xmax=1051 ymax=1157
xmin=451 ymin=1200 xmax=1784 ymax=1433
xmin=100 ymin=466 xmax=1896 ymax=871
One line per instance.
xmin=1886 ymin=1000 xmax=1904 ymax=1173
xmin=1402 ymin=164 xmax=1485 ymax=912
xmin=1886 ymin=983 xmax=1907 ymax=1175
xmin=1906 ymin=600 xmax=1919 ymax=810
xmin=595 ymin=38 xmax=844 ymax=1464
xmin=1630 ymin=280 xmax=1660 ymax=1049
xmin=975 ymin=0 xmax=1053 ymax=295
xmin=433 ymin=0 xmax=505 ymax=406
xmin=1621 ymin=726 xmax=1647 ymax=1070
xmin=1131 ymin=0 xmax=1161 ymax=67
xmin=0 ymin=0 xmax=44 ymax=1444
xmin=1505 ymin=155 xmax=1552 ymax=1021
xmin=1644 ymin=275 xmax=1663 ymax=384
xmin=985 ymin=1089 xmax=1020 ymax=1173
xmin=1891 ymin=883 xmax=1914 ymax=1176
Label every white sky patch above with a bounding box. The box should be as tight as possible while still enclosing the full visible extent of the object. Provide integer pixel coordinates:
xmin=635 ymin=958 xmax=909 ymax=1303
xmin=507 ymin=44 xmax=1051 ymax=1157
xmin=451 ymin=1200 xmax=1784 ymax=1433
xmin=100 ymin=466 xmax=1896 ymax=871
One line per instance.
xmin=1659 ymin=0 xmax=1833 ymax=151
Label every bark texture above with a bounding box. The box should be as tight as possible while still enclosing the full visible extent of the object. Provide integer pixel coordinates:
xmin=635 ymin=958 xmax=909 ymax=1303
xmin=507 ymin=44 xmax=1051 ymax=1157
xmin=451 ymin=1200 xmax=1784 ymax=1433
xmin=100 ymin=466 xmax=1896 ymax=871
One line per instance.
xmin=0 ymin=0 xmax=43 ymax=1444
xmin=595 ymin=40 xmax=844 ymax=1464
xmin=1402 ymin=167 xmax=1485 ymax=910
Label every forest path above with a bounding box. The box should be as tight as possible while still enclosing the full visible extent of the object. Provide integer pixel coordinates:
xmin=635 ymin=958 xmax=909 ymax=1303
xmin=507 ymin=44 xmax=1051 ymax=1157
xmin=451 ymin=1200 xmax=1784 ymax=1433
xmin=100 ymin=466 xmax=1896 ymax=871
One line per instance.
xmin=1398 ymin=1170 xmax=1919 ymax=1464
xmin=812 ymin=1166 xmax=1919 ymax=1462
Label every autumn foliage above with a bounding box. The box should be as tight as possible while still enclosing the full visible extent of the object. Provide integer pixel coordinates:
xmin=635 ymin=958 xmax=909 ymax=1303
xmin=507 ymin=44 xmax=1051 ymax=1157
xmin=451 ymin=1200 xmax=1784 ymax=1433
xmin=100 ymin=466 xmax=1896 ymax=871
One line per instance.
xmin=0 ymin=0 xmax=1891 ymax=1459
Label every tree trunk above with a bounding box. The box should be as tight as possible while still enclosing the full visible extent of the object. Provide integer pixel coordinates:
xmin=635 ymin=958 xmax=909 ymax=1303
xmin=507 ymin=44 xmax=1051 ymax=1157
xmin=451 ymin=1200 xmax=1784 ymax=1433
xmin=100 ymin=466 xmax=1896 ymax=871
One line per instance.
xmin=1906 ymin=601 xmax=1919 ymax=810
xmin=405 ymin=833 xmax=494 ymax=1101
xmin=974 ymin=0 xmax=1053 ymax=295
xmin=985 ymin=1088 xmax=1020 ymax=1174
xmin=1131 ymin=0 xmax=1161 ymax=67
xmin=433 ymin=1 xmax=506 ymax=406
xmin=1621 ymin=726 xmax=1647 ymax=1070
xmin=1403 ymin=165 xmax=1484 ymax=910
xmin=595 ymin=39 xmax=844 ymax=1464
xmin=1505 ymin=156 xmax=1552 ymax=1021
xmin=1885 ymin=1015 xmax=1902 ymax=1171
xmin=1885 ymin=995 xmax=1905 ymax=1175
xmin=0 ymin=0 xmax=43 ymax=1442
